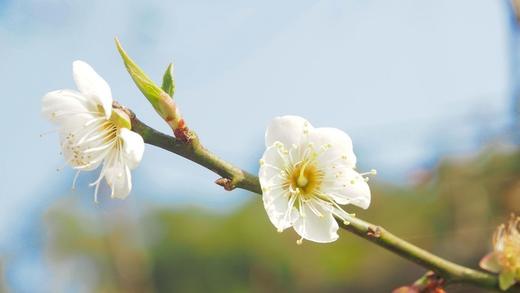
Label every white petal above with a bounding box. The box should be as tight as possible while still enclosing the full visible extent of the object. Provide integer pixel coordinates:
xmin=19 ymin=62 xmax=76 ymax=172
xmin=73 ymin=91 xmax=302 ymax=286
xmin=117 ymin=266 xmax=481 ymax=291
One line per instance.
xmin=262 ymin=188 xmax=295 ymax=232
xmin=259 ymin=144 xmax=289 ymax=186
xmin=104 ymin=156 xmax=132 ymax=199
xmin=42 ymin=89 xmax=98 ymax=126
xmin=309 ymin=127 xmax=356 ymax=168
xmin=265 ymin=115 xmax=310 ymax=148
xmin=479 ymin=252 xmax=502 ymax=273
xmin=321 ymin=168 xmax=371 ymax=209
xmin=259 ymin=164 xmax=284 ymax=187
xmin=119 ymin=128 xmax=144 ymax=170
xmin=73 ymin=60 xmax=113 ymax=119
xmin=293 ymin=202 xmax=339 ymax=243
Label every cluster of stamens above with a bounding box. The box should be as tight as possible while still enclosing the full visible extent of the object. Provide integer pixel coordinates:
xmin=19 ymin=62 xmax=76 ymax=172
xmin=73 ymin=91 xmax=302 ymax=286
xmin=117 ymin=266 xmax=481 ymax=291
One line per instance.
xmin=260 ymin=139 xmax=376 ymax=244
xmin=494 ymin=214 xmax=520 ymax=272
xmin=49 ymin=106 xmax=127 ymax=201
xmin=58 ymin=114 xmax=119 ymax=170
xmin=62 ymin=132 xmax=91 ymax=167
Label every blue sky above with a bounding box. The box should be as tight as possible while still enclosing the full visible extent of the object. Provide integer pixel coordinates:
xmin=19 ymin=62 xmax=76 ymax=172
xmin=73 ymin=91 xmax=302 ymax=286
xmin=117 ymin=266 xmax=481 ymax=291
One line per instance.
xmin=0 ymin=0 xmax=513 ymax=290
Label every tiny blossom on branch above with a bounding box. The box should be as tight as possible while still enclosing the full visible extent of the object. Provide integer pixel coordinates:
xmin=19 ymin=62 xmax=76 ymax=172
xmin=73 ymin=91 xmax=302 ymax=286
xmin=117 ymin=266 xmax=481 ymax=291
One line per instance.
xmin=42 ymin=60 xmax=144 ymax=201
xmin=480 ymin=214 xmax=520 ymax=291
xmin=259 ymin=115 xmax=374 ymax=244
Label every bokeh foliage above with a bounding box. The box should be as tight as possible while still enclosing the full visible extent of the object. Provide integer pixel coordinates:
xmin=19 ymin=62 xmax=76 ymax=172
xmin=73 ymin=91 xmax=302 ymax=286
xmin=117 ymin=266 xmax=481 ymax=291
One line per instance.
xmin=44 ymin=146 xmax=520 ymax=292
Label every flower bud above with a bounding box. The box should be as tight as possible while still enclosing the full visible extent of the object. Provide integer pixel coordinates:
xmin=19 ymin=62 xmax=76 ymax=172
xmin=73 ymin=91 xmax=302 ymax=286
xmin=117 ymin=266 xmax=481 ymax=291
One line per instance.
xmin=115 ymin=38 xmax=188 ymax=140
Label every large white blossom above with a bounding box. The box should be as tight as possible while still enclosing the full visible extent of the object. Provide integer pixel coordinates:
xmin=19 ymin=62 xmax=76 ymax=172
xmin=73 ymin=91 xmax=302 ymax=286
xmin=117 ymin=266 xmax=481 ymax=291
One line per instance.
xmin=259 ymin=116 xmax=373 ymax=243
xmin=42 ymin=60 xmax=144 ymax=201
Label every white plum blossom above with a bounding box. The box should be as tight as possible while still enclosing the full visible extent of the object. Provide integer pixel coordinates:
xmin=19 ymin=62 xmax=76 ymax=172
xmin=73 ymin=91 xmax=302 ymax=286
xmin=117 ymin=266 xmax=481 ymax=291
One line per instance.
xmin=480 ymin=214 xmax=520 ymax=290
xmin=42 ymin=60 xmax=144 ymax=201
xmin=259 ymin=116 xmax=373 ymax=243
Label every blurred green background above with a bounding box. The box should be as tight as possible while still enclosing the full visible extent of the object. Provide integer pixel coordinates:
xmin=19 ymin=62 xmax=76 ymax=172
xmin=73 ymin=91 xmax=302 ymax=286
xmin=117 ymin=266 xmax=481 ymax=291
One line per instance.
xmin=41 ymin=147 xmax=520 ymax=292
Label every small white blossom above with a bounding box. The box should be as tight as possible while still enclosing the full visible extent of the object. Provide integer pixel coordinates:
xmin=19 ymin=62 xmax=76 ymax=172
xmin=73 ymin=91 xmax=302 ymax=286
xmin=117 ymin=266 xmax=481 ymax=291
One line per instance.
xmin=259 ymin=115 xmax=373 ymax=243
xmin=42 ymin=60 xmax=144 ymax=201
xmin=480 ymin=214 xmax=520 ymax=290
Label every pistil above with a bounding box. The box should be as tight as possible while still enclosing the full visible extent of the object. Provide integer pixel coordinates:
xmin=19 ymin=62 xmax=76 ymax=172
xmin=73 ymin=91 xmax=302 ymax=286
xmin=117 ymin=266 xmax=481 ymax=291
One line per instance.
xmin=296 ymin=161 xmax=310 ymax=188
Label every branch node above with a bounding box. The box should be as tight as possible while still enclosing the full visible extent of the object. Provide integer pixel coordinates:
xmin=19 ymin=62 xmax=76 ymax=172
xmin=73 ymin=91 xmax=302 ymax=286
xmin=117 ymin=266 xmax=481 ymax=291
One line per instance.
xmin=215 ymin=178 xmax=235 ymax=191
xmin=174 ymin=125 xmax=195 ymax=143
xmin=367 ymin=226 xmax=382 ymax=238
xmin=393 ymin=271 xmax=446 ymax=293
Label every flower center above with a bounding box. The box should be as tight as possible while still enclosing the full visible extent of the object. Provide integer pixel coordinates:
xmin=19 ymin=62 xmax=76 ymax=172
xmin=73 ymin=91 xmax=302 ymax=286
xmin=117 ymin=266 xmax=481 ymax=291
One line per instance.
xmin=501 ymin=238 xmax=520 ymax=271
xmin=289 ymin=160 xmax=322 ymax=197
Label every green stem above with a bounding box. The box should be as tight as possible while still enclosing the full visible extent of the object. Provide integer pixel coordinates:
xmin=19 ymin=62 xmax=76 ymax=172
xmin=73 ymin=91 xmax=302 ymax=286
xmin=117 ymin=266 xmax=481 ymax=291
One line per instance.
xmin=338 ymin=219 xmax=500 ymax=289
xmin=131 ymin=115 xmax=260 ymax=194
xmin=130 ymin=115 xmax=517 ymax=292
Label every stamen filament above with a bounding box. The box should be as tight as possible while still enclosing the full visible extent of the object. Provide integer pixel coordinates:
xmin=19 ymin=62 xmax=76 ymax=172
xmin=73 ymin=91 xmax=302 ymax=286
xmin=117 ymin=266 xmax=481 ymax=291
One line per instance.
xmin=72 ymin=170 xmax=81 ymax=190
